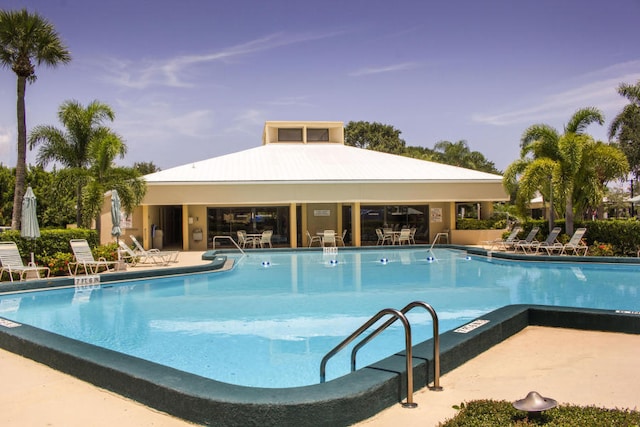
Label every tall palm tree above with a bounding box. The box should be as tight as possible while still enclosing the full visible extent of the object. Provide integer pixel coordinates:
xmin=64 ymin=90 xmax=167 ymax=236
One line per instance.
xmin=28 ymin=100 xmax=115 ymax=226
xmin=504 ymin=108 xmax=627 ymax=236
xmin=609 ymin=80 xmax=640 ymax=186
xmin=0 ymin=9 xmax=71 ymax=229
xmin=81 ymin=133 xmax=146 ymax=231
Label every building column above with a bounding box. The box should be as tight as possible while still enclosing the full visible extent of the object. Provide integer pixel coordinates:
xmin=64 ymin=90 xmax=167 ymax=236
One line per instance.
xmin=447 ymin=202 xmax=456 ymax=244
xmin=289 ymin=203 xmax=297 ymax=248
xmin=352 ymin=202 xmax=361 ymax=247
xmin=142 ymin=205 xmax=150 ymax=250
xmin=301 ymin=204 xmax=308 ymax=246
xmin=182 ymin=204 xmax=190 ymax=251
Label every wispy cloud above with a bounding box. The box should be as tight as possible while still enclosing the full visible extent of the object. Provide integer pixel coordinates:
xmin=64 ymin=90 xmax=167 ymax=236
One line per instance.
xmin=102 ymin=30 xmax=345 ymax=89
xmin=472 ymin=61 xmax=640 ymax=126
xmin=0 ymin=126 xmax=11 ymax=162
xmin=223 ymin=109 xmax=266 ymax=136
xmin=264 ymin=96 xmax=314 ymax=107
xmin=349 ymin=62 xmax=419 ymax=77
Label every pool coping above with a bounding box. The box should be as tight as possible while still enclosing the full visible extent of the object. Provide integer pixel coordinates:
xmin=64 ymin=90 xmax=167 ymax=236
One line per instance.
xmin=0 ymin=248 xmax=639 ymax=426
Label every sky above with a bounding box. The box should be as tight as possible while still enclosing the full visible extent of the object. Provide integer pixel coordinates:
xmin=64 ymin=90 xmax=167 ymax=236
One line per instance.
xmin=1 ymin=0 xmax=640 ymax=173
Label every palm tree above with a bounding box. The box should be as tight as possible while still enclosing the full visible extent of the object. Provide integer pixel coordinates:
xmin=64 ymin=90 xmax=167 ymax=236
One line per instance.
xmin=504 ymin=108 xmax=627 ymax=236
xmin=28 ymin=100 xmax=115 ymax=226
xmin=433 ymin=140 xmax=500 ymax=173
xmin=0 ymin=9 xmax=71 ymax=229
xmin=609 ymin=80 xmax=640 ymax=190
xmin=81 ymin=133 xmax=146 ymax=231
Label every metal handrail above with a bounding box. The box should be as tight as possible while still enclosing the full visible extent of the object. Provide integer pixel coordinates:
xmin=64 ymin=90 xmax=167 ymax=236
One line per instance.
xmin=351 ymin=301 xmax=442 ymax=391
xmin=320 ymin=308 xmax=417 ymax=408
xmin=430 ymin=232 xmax=449 ymax=251
xmin=212 ymin=235 xmax=246 ymax=255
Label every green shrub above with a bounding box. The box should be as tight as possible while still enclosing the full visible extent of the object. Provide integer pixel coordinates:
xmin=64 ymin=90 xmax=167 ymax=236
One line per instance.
xmin=41 ymin=252 xmax=75 ymax=276
xmin=440 ymin=399 xmax=640 ymax=426
xmin=0 ymin=228 xmax=99 ymax=264
xmin=588 ymin=241 xmax=615 ymax=257
xmin=93 ymin=242 xmax=119 ymax=262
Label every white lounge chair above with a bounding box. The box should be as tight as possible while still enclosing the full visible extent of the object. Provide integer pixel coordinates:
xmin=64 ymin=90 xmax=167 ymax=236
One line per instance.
xmin=69 ymin=239 xmax=118 ymax=275
xmin=559 ymin=228 xmax=588 ymax=256
xmin=306 ymin=231 xmax=322 ymax=247
xmin=335 ymin=229 xmax=347 ymax=247
xmin=130 ymin=235 xmax=179 ymax=263
xmin=0 ymin=241 xmax=50 ymax=282
xmin=117 ymin=241 xmax=139 ymax=266
xmin=484 ymin=226 xmax=522 ymax=251
xmin=513 ymin=227 xmax=540 ymax=253
xmin=532 ymin=227 xmax=564 ymax=255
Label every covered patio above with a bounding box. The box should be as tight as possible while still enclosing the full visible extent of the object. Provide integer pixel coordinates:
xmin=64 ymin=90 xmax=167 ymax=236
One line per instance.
xmin=100 ymin=121 xmax=508 ymax=249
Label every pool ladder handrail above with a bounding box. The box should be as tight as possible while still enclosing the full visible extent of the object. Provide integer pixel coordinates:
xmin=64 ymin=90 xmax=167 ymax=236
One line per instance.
xmin=430 ymin=231 xmax=449 ymax=251
xmin=351 ymin=301 xmax=442 ymax=391
xmin=212 ymin=235 xmax=246 ymax=255
xmin=319 ymin=308 xmax=418 ymax=408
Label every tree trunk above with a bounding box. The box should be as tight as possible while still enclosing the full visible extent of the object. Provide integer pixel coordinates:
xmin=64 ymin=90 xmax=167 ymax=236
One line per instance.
xmin=11 ymin=76 xmax=27 ymax=230
xmin=565 ymin=195 xmax=574 ymax=237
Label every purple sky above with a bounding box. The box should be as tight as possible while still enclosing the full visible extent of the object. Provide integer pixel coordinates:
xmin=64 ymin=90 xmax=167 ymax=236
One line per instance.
xmin=1 ymin=0 xmax=639 ymax=172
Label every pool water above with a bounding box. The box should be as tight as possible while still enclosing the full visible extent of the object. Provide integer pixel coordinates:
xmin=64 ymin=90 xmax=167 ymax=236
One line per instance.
xmin=0 ymin=248 xmax=638 ymax=388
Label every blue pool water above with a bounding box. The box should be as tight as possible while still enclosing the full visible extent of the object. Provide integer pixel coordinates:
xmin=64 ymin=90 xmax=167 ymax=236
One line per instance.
xmin=0 ymin=248 xmax=638 ymax=388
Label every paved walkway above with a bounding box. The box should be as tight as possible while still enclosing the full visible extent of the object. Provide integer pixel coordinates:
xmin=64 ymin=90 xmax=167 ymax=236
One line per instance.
xmin=1 ymin=252 xmax=638 ymax=426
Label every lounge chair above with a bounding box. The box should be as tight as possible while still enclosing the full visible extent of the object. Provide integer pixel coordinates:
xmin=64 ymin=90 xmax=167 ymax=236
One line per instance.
xmin=559 ymin=228 xmax=588 ymax=256
xmin=0 ymin=241 xmax=50 ymax=282
xmin=306 ymin=231 xmax=322 ymax=247
xmin=513 ymin=227 xmax=540 ymax=253
xmin=117 ymin=241 xmax=139 ymax=266
xmin=322 ymin=230 xmax=336 ymax=247
xmin=335 ymin=229 xmax=347 ymax=247
xmin=531 ymin=227 xmax=563 ymax=255
xmin=69 ymin=239 xmax=118 ymax=275
xmin=130 ymin=235 xmax=179 ymax=263
xmin=259 ymin=230 xmax=273 ymax=248
xmin=484 ymin=226 xmax=522 ymax=251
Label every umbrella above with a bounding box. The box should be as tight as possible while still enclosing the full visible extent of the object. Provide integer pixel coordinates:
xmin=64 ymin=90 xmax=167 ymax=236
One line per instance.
xmin=20 ymin=186 xmax=40 ymax=265
xmin=111 ymin=189 xmax=122 ymax=244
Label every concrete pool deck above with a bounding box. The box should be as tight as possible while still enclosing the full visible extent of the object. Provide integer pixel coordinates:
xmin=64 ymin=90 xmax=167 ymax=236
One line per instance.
xmin=1 ymin=251 xmax=639 ymax=426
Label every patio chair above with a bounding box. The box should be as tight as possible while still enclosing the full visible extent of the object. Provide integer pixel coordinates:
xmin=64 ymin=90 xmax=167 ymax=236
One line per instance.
xmin=531 ymin=227 xmax=564 ymax=255
xmin=513 ymin=227 xmax=540 ymax=253
xmin=335 ymin=229 xmax=347 ymax=247
xmin=259 ymin=230 xmax=273 ymax=248
xmin=559 ymin=228 xmax=588 ymax=256
xmin=484 ymin=226 xmax=522 ymax=251
xmin=306 ymin=231 xmax=322 ymax=247
xmin=69 ymin=239 xmax=118 ymax=275
xmin=409 ymin=227 xmax=417 ymax=244
xmin=0 ymin=241 xmax=50 ymax=282
xmin=396 ymin=228 xmax=412 ymax=245
xmin=375 ymin=228 xmax=392 ymax=245
xmin=322 ymin=230 xmax=336 ymax=247
xmin=237 ymin=230 xmax=257 ymax=249
xmin=130 ymin=235 xmax=179 ymax=263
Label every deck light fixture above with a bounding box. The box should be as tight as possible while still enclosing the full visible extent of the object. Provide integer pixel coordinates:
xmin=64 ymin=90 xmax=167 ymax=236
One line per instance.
xmin=513 ymin=391 xmax=557 ymax=416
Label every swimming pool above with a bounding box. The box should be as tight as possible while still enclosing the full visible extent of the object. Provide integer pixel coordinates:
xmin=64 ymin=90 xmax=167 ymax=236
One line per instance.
xmin=0 ymin=248 xmax=638 ymax=390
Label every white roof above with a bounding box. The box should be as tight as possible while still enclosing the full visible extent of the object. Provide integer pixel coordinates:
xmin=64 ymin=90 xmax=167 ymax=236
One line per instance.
xmin=145 ymin=143 xmax=503 ymax=184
